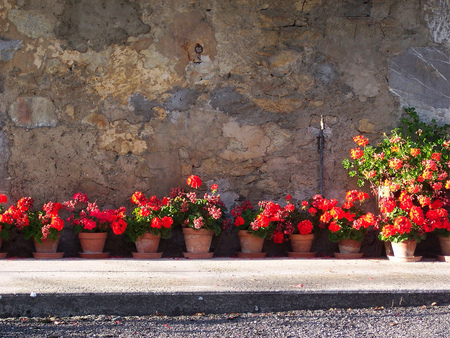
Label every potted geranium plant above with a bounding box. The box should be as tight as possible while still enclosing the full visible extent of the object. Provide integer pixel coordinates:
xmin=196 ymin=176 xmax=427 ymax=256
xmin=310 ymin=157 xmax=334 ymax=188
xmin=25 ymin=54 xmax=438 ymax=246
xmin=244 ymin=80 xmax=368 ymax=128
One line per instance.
xmin=377 ymin=193 xmax=445 ymax=260
xmin=124 ymin=191 xmax=174 ymax=258
xmin=232 ymin=196 xmax=309 ymax=258
xmin=0 ymin=194 xmax=12 ymax=258
xmin=23 ymin=200 xmax=65 ymax=258
xmin=231 ymin=200 xmax=267 ymax=258
xmin=343 ymin=108 xmax=450 ymax=259
xmin=320 ymin=190 xmax=377 ymax=258
xmin=433 ymin=212 xmax=450 ymax=258
xmin=63 ymin=193 xmax=127 ymax=258
xmin=168 ymin=175 xmax=227 ymax=258
xmin=282 ymin=195 xmax=324 ymax=258
xmin=0 ymin=196 xmax=34 ymax=257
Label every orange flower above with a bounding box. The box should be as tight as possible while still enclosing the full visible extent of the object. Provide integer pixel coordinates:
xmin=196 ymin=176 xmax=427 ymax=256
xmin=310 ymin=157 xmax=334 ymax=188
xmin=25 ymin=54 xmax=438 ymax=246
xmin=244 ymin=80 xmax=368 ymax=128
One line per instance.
xmin=350 ymin=148 xmax=364 ymax=160
xmin=409 ymin=206 xmax=424 ymax=226
xmin=352 ymin=135 xmax=369 ymax=147
xmin=422 ymin=170 xmax=433 ymax=180
xmin=418 ymin=195 xmax=431 ymax=207
xmin=131 ymin=191 xmax=147 ymax=206
xmin=364 ymin=170 xmax=376 ymax=179
xmin=389 ymin=158 xmax=403 ymax=170
xmin=410 ymin=148 xmax=420 ymax=157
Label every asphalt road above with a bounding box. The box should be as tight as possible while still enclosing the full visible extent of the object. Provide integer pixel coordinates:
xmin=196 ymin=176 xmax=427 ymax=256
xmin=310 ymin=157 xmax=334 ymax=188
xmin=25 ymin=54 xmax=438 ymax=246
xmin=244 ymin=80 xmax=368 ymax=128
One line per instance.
xmin=1 ymin=305 xmax=449 ymax=337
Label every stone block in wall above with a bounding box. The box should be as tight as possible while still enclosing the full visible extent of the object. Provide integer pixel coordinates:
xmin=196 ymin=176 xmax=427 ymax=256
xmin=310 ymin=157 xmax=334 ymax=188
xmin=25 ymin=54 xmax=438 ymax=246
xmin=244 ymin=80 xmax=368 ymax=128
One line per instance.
xmin=8 ymin=97 xmax=57 ymax=128
xmin=0 ymin=37 xmax=22 ymax=62
xmin=424 ymin=0 xmax=449 ymax=45
xmin=7 ymin=10 xmax=57 ymax=39
xmin=389 ymin=47 xmax=450 ymax=113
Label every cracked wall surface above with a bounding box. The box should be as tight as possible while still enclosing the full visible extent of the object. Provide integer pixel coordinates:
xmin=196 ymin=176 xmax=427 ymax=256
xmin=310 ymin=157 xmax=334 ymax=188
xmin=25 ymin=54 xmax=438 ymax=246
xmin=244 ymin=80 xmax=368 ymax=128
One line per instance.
xmin=0 ymin=0 xmax=448 ymax=256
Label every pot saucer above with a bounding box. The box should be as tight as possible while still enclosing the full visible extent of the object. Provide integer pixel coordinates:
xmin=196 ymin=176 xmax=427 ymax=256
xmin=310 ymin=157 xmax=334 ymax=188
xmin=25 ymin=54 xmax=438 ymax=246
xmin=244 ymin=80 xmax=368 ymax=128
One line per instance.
xmin=237 ymin=252 xmax=267 ymax=259
xmin=334 ymin=252 xmax=364 ymax=259
xmin=33 ymin=252 xmax=64 ymax=259
xmin=437 ymin=255 xmax=450 ymax=262
xmin=132 ymin=252 xmax=163 ymax=259
xmin=0 ymin=252 xmax=7 ymax=259
xmin=287 ymin=252 xmax=316 ymax=258
xmin=183 ymin=252 xmax=214 ymax=259
xmin=79 ymin=252 xmax=110 ymax=259
xmin=387 ymin=255 xmax=422 ymax=262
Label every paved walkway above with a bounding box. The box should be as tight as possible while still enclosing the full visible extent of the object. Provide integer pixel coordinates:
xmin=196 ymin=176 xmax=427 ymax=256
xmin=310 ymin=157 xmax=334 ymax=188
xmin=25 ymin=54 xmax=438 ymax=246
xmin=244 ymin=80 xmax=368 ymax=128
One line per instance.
xmin=1 ymin=257 xmax=449 ymax=317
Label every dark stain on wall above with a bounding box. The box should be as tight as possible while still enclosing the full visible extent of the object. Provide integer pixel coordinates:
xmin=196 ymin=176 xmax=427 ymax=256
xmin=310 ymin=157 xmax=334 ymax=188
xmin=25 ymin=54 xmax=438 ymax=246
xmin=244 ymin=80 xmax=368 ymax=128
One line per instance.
xmin=55 ymin=0 xmax=150 ymax=52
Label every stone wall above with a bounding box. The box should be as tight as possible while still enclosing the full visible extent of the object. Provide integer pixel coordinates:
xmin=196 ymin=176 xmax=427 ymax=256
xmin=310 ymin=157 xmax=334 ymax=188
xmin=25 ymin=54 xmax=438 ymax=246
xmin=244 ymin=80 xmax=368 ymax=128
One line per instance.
xmin=0 ymin=0 xmax=448 ymax=257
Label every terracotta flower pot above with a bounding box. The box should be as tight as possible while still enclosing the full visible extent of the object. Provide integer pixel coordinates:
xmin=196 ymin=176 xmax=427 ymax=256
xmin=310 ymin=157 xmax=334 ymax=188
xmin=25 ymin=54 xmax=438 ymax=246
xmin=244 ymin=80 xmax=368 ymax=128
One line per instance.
xmin=334 ymin=238 xmax=364 ymax=259
xmin=338 ymin=239 xmax=362 ymax=254
xmin=438 ymin=236 xmax=450 ymax=256
xmin=238 ymin=230 xmax=264 ymax=253
xmin=135 ymin=233 xmax=161 ymax=253
xmin=79 ymin=232 xmax=107 ymax=254
xmin=135 ymin=232 xmax=161 ymax=253
xmin=391 ymin=240 xmax=417 ymax=258
xmin=289 ymin=234 xmax=314 ymax=253
xmin=33 ymin=237 xmax=60 ymax=254
xmin=182 ymin=228 xmax=214 ymax=259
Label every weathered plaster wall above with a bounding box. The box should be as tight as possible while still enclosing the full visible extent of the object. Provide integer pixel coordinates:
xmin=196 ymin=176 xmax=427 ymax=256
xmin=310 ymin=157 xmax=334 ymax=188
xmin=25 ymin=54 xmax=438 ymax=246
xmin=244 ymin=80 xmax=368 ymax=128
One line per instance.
xmin=0 ymin=0 xmax=448 ymax=256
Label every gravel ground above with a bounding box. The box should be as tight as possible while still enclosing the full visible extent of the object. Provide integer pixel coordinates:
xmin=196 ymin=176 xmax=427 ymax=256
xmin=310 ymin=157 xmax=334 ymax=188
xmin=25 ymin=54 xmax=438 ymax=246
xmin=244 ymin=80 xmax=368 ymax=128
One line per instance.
xmin=1 ymin=305 xmax=449 ymax=337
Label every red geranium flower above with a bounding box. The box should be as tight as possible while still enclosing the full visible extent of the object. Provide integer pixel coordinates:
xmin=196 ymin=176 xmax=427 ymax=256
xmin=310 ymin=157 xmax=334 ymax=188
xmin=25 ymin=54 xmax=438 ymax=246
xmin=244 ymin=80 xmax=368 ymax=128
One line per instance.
xmin=297 ymin=220 xmax=313 ymax=235
xmin=234 ymin=215 xmax=245 ymax=227
xmin=161 ymin=216 xmax=173 ymax=229
xmin=187 ymin=175 xmax=202 ymax=189
xmin=151 ymin=217 xmax=162 ymax=229
xmin=328 ymin=221 xmax=341 ymax=232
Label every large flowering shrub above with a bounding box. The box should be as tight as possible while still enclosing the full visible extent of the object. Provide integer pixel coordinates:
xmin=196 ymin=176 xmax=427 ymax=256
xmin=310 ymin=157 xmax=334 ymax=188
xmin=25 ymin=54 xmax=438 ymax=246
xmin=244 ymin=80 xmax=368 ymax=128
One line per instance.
xmin=343 ymin=108 xmax=450 ymax=241
xmin=167 ymin=175 xmax=228 ymax=235
xmin=124 ymin=191 xmax=174 ymax=242
xmin=343 ymin=108 xmax=449 ymax=196
xmin=23 ymin=201 xmax=64 ymax=243
xmin=63 ymin=193 xmax=127 ymax=235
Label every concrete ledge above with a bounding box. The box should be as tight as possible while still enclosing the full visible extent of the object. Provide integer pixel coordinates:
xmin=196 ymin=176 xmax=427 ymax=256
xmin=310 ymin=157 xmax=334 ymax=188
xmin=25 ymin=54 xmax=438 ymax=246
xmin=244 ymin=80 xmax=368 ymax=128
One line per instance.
xmin=2 ymin=290 xmax=449 ymax=317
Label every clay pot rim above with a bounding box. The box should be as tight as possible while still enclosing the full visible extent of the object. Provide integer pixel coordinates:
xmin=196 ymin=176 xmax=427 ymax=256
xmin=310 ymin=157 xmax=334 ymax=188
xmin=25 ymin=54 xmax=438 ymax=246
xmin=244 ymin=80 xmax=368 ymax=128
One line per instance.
xmin=78 ymin=232 xmax=108 ymax=238
xmin=289 ymin=233 xmax=315 ymax=239
xmin=182 ymin=227 xmax=214 ymax=235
